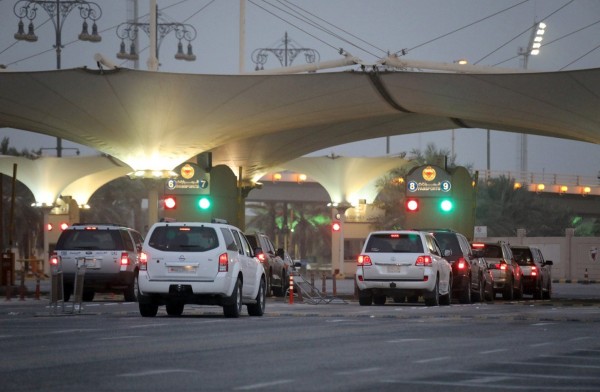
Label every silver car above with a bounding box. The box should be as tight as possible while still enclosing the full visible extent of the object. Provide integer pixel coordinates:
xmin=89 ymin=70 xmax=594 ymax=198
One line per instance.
xmin=355 ymin=230 xmax=452 ymax=306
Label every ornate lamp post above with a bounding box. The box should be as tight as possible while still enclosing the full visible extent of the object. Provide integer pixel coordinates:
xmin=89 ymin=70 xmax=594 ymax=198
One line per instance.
xmin=116 ymin=6 xmax=197 ymax=65
xmin=13 ymin=0 xmax=103 ymax=70
xmin=251 ymin=32 xmax=319 ymax=71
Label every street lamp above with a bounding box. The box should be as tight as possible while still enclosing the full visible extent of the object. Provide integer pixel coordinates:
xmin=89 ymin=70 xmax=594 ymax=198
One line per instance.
xmin=251 ymin=32 xmax=320 ymax=71
xmin=116 ymin=6 xmax=197 ymax=64
xmin=13 ymin=0 xmax=103 ymax=70
xmin=517 ymin=21 xmax=546 ymax=177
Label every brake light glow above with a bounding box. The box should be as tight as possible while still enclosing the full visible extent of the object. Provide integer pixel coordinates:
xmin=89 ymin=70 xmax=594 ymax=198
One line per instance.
xmin=457 ymin=257 xmax=467 ymax=270
xmin=493 ymin=263 xmax=507 ymax=270
xmin=257 ymin=252 xmax=266 ymax=262
xmin=357 ymin=255 xmax=372 ymax=266
xmin=139 ymin=252 xmax=148 ymax=271
xmin=219 ymin=253 xmax=228 ymax=272
xmin=415 ymin=255 xmax=432 ymax=266
xmin=531 ymin=266 xmax=538 ymax=276
xmin=49 ymin=253 xmax=59 ymax=266
xmin=390 ymin=234 xmax=399 ymax=238
xmin=472 ymin=243 xmax=485 ymax=248
xmin=120 ymin=252 xmax=129 ymax=266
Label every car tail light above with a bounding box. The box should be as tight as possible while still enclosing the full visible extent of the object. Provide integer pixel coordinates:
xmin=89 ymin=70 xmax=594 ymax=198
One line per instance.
xmin=415 ymin=255 xmax=432 ymax=266
xmin=139 ymin=252 xmax=148 ymax=271
xmin=531 ymin=266 xmax=538 ymax=276
xmin=219 ymin=253 xmax=228 ymax=272
xmin=256 ymin=252 xmax=266 ymax=262
xmin=457 ymin=257 xmax=467 ymax=270
xmin=120 ymin=252 xmax=130 ymax=266
xmin=357 ymin=255 xmax=372 ymax=266
xmin=493 ymin=263 xmax=507 ymax=270
xmin=472 ymin=243 xmax=485 ymax=249
xmin=49 ymin=252 xmax=60 ymax=266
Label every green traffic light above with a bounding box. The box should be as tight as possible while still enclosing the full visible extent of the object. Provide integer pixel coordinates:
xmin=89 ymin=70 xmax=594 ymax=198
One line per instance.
xmin=440 ymin=199 xmax=453 ymax=212
xmin=198 ymin=197 xmax=211 ymax=210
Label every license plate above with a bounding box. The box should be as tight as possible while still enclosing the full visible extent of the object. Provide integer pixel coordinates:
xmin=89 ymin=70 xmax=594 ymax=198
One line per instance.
xmin=388 ymin=265 xmax=403 ymax=273
xmin=168 ymin=266 xmax=196 ymax=274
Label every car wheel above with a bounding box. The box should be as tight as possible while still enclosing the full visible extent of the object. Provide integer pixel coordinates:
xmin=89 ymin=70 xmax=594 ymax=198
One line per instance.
xmin=459 ymin=276 xmax=472 ymax=304
xmin=502 ymin=278 xmax=514 ymax=300
xmin=265 ymin=270 xmax=272 ymax=297
xmin=373 ymin=295 xmax=386 ymax=305
xmin=139 ymin=302 xmax=158 ymax=317
xmin=424 ymin=277 xmax=440 ymax=306
xmin=248 ymin=278 xmax=266 ymax=316
xmin=516 ymin=278 xmax=524 ymax=299
xmin=124 ymin=273 xmax=137 ymax=302
xmin=82 ymin=289 xmax=95 ymax=302
xmin=485 ymin=282 xmax=495 ymax=302
xmin=544 ymin=281 xmax=552 ymax=299
xmin=272 ymin=271 xmax=286 ymax=297
xmin=223 ymin=278 xmax=243 ymax=318
xmin=533 ymin=279 xmax=543 ymax=300
xmin=166 ymin=302 xmax=184 ymax=316
xmin=473 ymin=276 xmax=484 ymax=302
xmin=440 ymin=278 xmax=452 ymax=306
xmin=358 ymin=289 xmax=373 ymax=306
xmin=63 ymin=283 xmax=73 ymax=302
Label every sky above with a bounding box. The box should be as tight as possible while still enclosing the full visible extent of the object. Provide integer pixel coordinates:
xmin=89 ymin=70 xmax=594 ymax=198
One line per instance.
xmin=0 ymin=0 xmax=599 ymax=181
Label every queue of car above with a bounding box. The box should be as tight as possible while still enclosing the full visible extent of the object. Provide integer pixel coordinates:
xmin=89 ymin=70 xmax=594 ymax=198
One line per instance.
xmin=49 ymin=221 xmax=553 ymax=316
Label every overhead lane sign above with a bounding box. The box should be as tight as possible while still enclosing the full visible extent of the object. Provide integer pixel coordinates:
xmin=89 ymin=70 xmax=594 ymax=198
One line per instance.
xmin=406 ymin=165 xmax=451 ymax=197
xmin=165 ymin=163 xmax=210 ymax=195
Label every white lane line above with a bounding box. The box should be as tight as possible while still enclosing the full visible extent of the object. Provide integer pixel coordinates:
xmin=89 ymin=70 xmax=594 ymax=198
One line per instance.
xmin=415 ymin=356 xmax=451 ymax=364
xmin=529 ymin=342 xmax=553 ymax=347
xmin=479 ymin=348 xmax=508 ymax=354
xmin=506 ymin=361 xmax=600 ymax=370
xmin=569 ymin=336 xmax=592 ymax=342
xmin=335 ymin=367 xmax=380 ymax=376
xmin=100 ymin=336 xmax=144 ymax=340
xmin=452 ymin=370 xmax=600 ymax=381
xmin=119 ymin=369 xmax=199 ymax=377
xmin=234 ymin=380 xmax=294 ymax=390
xmin=48 ymin=328 xmax=102 ymax=334
xmin=380 ymin=379 xmax=600 ymax=390
xmin=387 ymin=338 xmax=426 ymax=343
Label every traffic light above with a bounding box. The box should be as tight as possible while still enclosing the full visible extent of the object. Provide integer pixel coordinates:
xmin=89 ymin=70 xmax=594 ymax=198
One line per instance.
xmin=332 ymin=221 xmax=341 ymax=232
xmin=163 ymin=196 xmax=177 ymax=210
xmin=405 ymin=198 xmax=419 ymax=212
xmin=439 ymin=198 xmax=454 ymax=212
xmin=198 ymin=196 xmax=211 ymax=210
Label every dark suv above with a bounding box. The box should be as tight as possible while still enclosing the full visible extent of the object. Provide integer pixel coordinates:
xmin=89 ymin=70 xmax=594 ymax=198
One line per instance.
xmin=50 ymin=224 xmax=144 ymax=302
xmin=245 ymin=232 xmax=291 ymax=297
xmin=510 ymin=245 xmax=553 ymax=299
xmin=472 ymin=241 xmax=523 ymax=300
xmin=430 ymin=229 xmax=492 ymax=303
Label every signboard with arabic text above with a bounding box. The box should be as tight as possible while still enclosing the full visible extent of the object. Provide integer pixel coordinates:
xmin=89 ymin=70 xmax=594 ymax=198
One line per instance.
xmin=164 ymin=162 xmax=210 ymax=195
xmin=406 ymin=165 xmax=452 ymax=197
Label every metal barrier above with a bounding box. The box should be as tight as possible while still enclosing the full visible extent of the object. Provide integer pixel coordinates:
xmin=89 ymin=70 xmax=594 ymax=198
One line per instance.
xmin=71 ymin=258 xmax=87 ymax=313
xmin=284 ymin=270 xmax=347 ymax=305
xmin=50 ymin=257 xmax=87 ymax=314
xmin=50 ymin=262 xmax=65 ymax=314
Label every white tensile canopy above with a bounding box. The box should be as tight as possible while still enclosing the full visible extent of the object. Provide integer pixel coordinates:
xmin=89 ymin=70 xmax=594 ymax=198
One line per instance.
xmin=0 ymin=66 xmax=599 ymax=184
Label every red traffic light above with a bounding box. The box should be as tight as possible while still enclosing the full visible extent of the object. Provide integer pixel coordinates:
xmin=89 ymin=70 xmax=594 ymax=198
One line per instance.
xmin=332 ymin=221 xmax=341 ymax=232
xmin=405 ymin=198 xmax=419 ymax=212
xmin=163 ymin=196 xmax=177 ymax=209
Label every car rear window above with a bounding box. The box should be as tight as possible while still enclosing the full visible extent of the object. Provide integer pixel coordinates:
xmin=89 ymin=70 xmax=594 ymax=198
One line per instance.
xmin=56 ymin=229 xmax=124 ymax=251
xmin=480 ymin=245 xmax=503 ymax=259
xmin=365 ymin=233 xmax=423 ymax=253
xmin=512 ymin=248 xmax=534 ymax=266
xmin=431 ymin=232 xmax=461 ymax=259
xmin=148 ymin=226 xmax=219 ymax=252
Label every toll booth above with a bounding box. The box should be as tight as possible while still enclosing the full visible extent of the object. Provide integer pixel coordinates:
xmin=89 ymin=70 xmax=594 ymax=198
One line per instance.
xmin=404 ymin=164 xmax=477 ymax=239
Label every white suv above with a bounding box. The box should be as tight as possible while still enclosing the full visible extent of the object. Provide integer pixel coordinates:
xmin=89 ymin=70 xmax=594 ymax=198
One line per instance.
xmin=137 ymin=221 xmax=266 ymax=318
xmin=355 ymin=230 xmax=452 ymax=306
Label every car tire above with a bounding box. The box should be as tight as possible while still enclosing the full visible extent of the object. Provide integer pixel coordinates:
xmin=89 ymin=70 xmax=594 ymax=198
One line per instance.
xmin=82 ymin=289 xmax=95 ymax=302
xmin=440 ymin=278 xmax=452 ymax=306
xmin=63 ymin=283 xmax=73 ymax=302
xmin=472 ymin=276 xmax=484 ymax=302
xmin=358 ymin=289 xmax=373 ymax=306
xmin=459 ymin=277 xmax=472 ymax=304
xmin=533 ymin=279 xmax=543 ymax=300
xmin=166 ymin=302 xmax=184 ymax=316
xmin=139 ymin=302 xmax=158 ymax=317
xmin=485 ymin=283 xmax=495 ymax=302
xmin=272 ymin=271 xmax=286 ymax=297
xmin=544 ymin=281 xmax=552 ymax=299
xmin=373 ymin=295 xmax=386 ymax=305
xmin=515 ymin=278 xmax=524 ymax=299
xmin=248 ymin=278 xmax=266 ymax=317
xmin=223 ymin=278 xmax=243 ymax=318
xmin=124 ymin=273 xmax=137 ymax=302
xmin=424 ymin=277 xmax=440 ymax=306
xmin=502 ymin=278 xmax=514 ymax=300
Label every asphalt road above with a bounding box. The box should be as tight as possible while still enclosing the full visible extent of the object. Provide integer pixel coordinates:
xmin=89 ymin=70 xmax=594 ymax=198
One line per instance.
xmin=2 ymin=283 xmax=600 ymax=391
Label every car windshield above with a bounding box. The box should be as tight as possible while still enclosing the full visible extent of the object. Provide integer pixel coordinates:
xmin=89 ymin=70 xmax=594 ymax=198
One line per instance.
xmin=480 ymin=245 xmax=502 ymax=259
xmin=512 ymin=248 xmax=535 ymax=266
xmin=148 ymin=226 xmax=219 ymax=252
xmin=431 ymin=232 xmax=461 ymax=261
xmin=366 ymin=233 xmax=423 ymax=253
xmin=58 ymin=229 xmax=122 ymax=251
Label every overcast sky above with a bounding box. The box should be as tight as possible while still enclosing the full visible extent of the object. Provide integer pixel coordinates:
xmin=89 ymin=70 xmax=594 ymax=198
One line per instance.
xmin=1 ymin=0 xmax=599 ymax=179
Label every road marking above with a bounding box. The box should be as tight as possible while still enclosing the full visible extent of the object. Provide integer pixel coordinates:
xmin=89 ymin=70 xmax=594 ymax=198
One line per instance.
xmin=387 ymin=338 xmax=426 ymax=343
xmin=506 ymin=361 xmax=600 ymax=370
xmin=234 ymin=380 xmax=294 ymax=390
xmin=100 ymin=336 xmax=143 ymax=340
xmin=415 ymin=356 xmax=451 ymax=363
xmin=335 ymin=367 xmax=379 ymax=376
xmin=479 ymin=348 xmax=508 ymax=354
xmin=119 ymin=369 xmax=199 ymax=377
xmin=568 ymin=336 xmax=592 ymax=342
xmin=529 ymin=342 xmax=553 ymax=347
